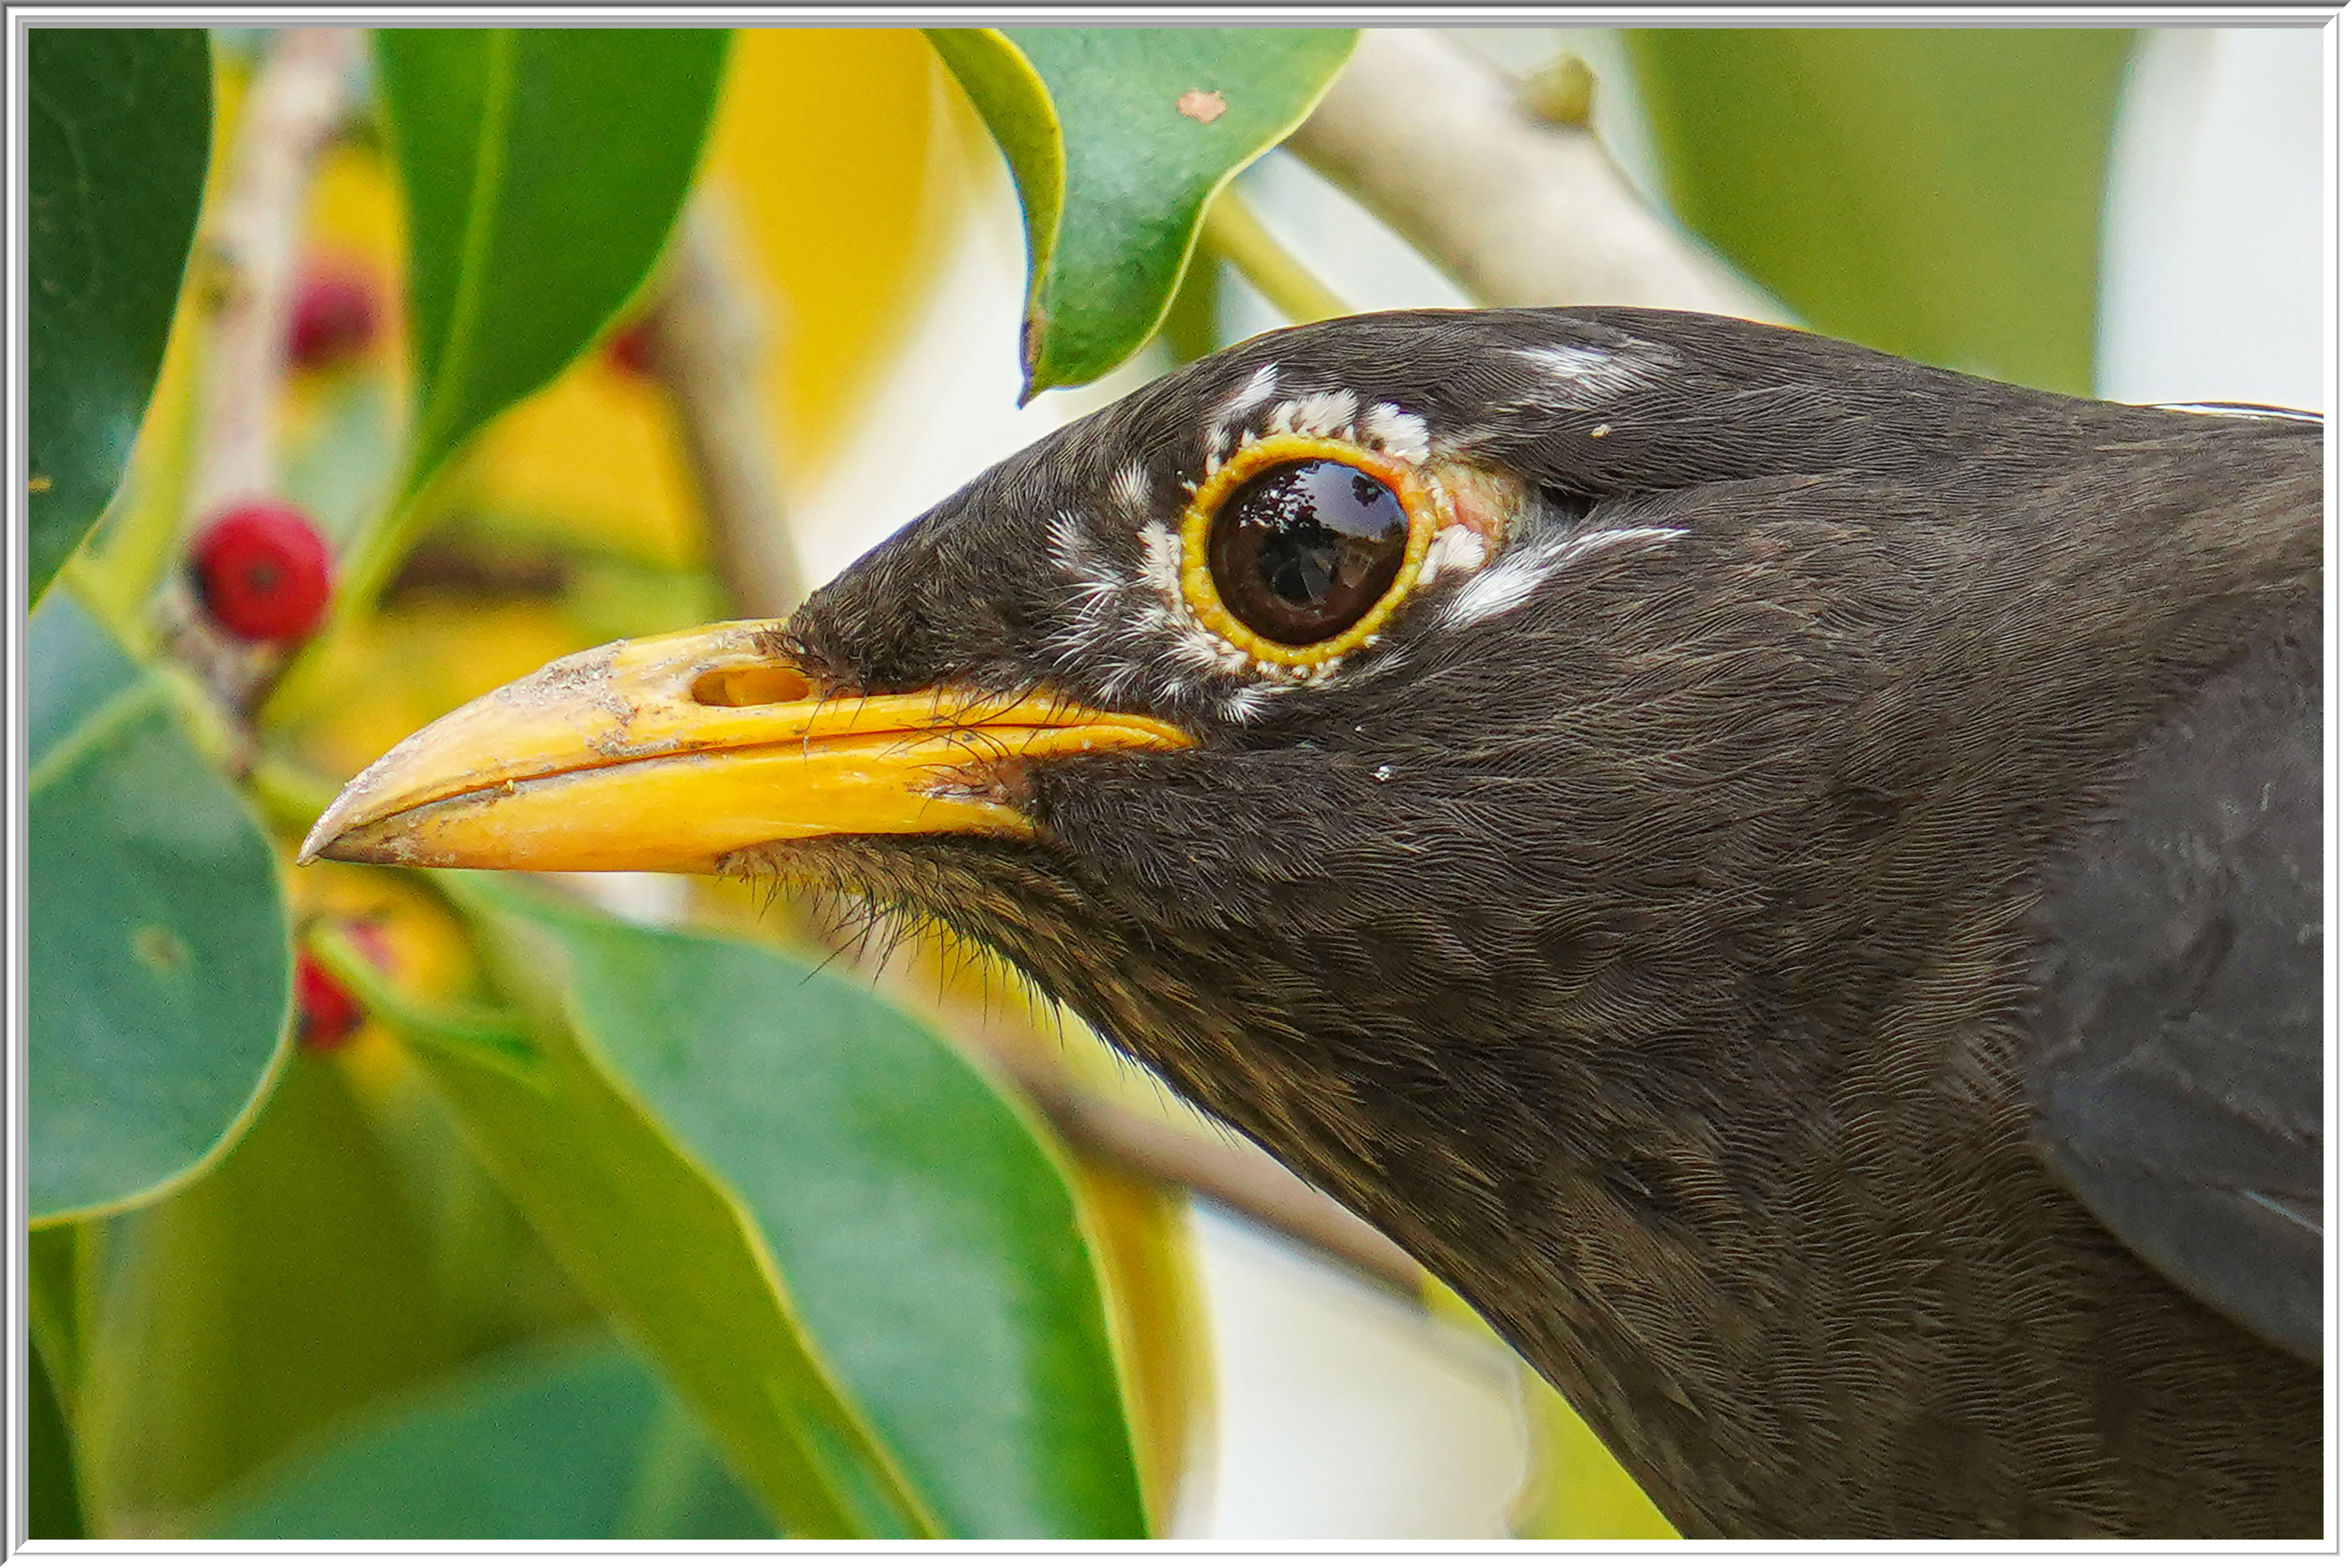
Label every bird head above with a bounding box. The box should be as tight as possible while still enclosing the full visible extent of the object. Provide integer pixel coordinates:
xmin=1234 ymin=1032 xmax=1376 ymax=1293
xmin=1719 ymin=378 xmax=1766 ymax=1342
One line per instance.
xmin=303 ymin=306 xmax=2309 ymax=1349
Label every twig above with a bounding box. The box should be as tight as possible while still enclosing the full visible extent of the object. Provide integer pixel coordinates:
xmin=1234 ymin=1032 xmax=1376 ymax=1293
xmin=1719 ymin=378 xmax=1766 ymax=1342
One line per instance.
xmin=1200 ymin=185 xmax=1354 ymax=325
xmin=643 ymin=196 xmax=804 ymax=619
xmin=185 ymin=27 xmax=363 ymax=523
xmin=1287 ymin=30 xmax=1788 ymax=322
xmin=159 ymin=27 xmax=364 ymax=727
xmin=874 ymin=952 xmax=1426 ymax=1296
xmin=995 ymin=1049 xmax=1426 ymax=1297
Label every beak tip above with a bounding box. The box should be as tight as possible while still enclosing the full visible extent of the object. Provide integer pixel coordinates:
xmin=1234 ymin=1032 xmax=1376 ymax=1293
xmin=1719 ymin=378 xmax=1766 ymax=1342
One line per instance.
xmin=299 ymin=796 xmax=359 ymax=866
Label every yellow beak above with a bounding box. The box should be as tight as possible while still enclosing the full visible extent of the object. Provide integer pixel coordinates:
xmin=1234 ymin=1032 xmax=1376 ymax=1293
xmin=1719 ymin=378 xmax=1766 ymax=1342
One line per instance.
xmin=299 ymin=620 xmax=1194 ymax=874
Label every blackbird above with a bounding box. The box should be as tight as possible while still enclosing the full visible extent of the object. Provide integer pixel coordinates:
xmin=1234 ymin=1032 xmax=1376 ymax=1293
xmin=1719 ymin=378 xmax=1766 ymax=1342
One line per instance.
xmin=305 ymin=308 xmax=2321 ymax=1538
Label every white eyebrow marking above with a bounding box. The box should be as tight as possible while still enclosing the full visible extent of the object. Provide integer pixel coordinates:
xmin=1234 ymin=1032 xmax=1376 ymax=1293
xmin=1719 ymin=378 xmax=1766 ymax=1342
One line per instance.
xmin=1219 ymin=685 xmax=1273 ymax=722
xmin=1047 ymin=509 xmax=1117 ymax=594
xmin=1442 ymin=527 xmax=1684 ymax=628
xmin=1443 ymin=552 xmax=1553 ymax=627
xmin=1562 ymin=525 xmax=1685 ymax=563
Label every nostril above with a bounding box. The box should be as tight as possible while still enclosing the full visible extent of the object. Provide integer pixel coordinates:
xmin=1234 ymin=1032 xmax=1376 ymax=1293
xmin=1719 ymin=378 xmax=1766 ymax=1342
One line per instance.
xmin=690 ymin=665 xmax=815 ymax=707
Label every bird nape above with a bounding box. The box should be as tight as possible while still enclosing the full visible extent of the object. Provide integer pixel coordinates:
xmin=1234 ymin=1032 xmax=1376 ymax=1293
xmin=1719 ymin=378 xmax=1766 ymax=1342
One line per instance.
xmin=304 ymin=307 xmax=2321 ymax=1539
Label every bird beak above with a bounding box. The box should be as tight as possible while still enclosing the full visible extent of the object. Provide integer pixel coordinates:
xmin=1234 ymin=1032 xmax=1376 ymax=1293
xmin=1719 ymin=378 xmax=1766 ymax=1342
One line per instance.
xmin=298 ymin=620 xmax=1194 ymax=874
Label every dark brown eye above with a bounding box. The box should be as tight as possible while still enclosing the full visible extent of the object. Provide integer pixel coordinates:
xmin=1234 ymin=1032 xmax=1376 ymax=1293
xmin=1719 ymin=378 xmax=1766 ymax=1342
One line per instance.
xmin=1205 ymin=459 xmax=1410 ymax=646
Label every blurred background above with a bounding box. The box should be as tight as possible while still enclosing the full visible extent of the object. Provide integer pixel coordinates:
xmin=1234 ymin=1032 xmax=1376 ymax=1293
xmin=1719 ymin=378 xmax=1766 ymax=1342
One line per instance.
xmin=26 ymin=24 xmax=2326 ymax=1542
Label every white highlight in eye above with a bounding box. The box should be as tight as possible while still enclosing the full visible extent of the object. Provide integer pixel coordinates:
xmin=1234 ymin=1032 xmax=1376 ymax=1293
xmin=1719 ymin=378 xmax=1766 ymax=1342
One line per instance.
xmin=1415 ymin=522 xmax=1489 ymax=586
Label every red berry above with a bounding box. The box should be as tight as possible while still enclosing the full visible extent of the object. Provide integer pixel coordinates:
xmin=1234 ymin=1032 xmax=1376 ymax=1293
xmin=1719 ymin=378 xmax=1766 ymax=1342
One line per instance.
xmin=604 ymin=319 xmax=657 ymax=378
xmin=295 ymin=952 xmax=363 ymax=1052
xmin=287 ymin=263 xmax=380 ymax=369
xmin=191 ymin=501 xmax=334 ymax=642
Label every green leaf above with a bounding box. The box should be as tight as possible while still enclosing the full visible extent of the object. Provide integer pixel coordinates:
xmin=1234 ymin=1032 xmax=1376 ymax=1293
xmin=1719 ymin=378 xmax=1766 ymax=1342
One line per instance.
xmin=930 ymin=27 xmax=1356 ymax=396
xmin=27 ymin=27 xmax=213 ymax=604
xmin=31 ymin=1338 xmax=85 ymax=1540
xmin=209 ymin=1336 xmax=769 ymax=1538
xmin=1624 ymin=29 xmax=2136 ymax=394
xmin=77 ymin=1049 xmax=589 ymax=1531
xmin=368 ymin=880 xmax=929 ymax=1540
xmin=374 ymin=28 xmax=731 ymax=500
xmin=449 ymin=877 xmax=1150 ymax=1538
xmin=29 ymin=593 xmax=289 ymax=1223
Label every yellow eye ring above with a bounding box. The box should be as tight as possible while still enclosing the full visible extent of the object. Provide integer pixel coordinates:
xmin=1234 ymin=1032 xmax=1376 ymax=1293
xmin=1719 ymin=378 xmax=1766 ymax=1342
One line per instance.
xmin=1178 ymin=433 xmax=1445 ymax=669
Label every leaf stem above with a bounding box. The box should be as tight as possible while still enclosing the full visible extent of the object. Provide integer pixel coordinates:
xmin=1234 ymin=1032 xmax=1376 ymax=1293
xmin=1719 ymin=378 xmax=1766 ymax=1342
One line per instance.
xmin=1199 ymin=184 xmax=1353 ymax=325
xmin=643 ymin=197 xmax=804 ymax=619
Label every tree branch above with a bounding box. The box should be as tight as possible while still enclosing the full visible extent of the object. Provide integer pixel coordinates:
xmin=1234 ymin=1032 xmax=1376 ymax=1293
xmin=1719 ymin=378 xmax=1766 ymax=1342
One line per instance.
xmin=1289 ymin=30 xmax=1788 ymax=322
xmin=860 ymin=956 xmax=1422 ymax=1299
xmin=187 ymin=27 xmax=365 ymax=522
xmin=995 ymin=1049 xmax=1426 ymax=1296
xmin=158 ymin=27 xmax=363 ymax=731
xmin=642 ymin=196 xmax=804 ymax=619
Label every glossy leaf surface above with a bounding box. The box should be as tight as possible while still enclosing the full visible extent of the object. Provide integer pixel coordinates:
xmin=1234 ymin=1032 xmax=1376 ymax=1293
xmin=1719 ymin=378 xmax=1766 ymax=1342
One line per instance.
xmin=1626 ymin=28 xmax=2135 ymax=393
xmin=373 ymin=877 xmax=924 ymax=1540
xmin=451 ymin=877 xmax=1150 ymax=1538
xmin=930 ymin=27 xmax=1355 ymax=395
xmin=29 ymin=594 xmax=289 ymax=1222
xmin=212 ymin=1337 xmax=769 ymax=1538
xmin=374 ymin=28 xmax=730 ymax=497
xmin=77 ymin=1047 xmax=588 ymax=1532
xmin=27 ymin=27 xmax=213 ymax=602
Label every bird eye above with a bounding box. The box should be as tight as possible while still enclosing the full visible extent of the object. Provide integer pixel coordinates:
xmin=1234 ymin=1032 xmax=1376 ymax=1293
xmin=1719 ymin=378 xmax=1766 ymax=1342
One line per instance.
xmin=1207 ymin=460 xmax=1410 ymax=646
xmin=1177 ymin=433 xmax=1443 ymax=669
